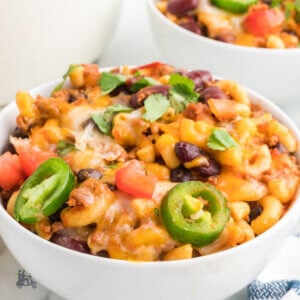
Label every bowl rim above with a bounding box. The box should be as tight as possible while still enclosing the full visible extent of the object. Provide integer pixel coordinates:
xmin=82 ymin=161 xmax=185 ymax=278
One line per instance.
xmin=146 ymin=0 xmax=300 ymax=54
xmin=0 ymin=66 xmax=300 ymax=268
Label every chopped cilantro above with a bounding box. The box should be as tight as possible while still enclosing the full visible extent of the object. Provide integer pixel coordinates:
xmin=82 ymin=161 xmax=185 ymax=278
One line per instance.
xmin=168 ymin=73 xmax=199 ymax=112
xmin=285 ymin=2 xmax=294 ymax=19
xmin=99 ymin=72 xmax=128 ymax=95
xmin=143 ymin=94 xmax=170 ymax=122
xmin=207 ymin=128 xmax=238 ymax=151
xmin=56 ymin=140 xmax=77 ymax=156
xmin=131 ymin=77 xmax=160 ymax=92
xmin=270 ymin=0 xmax=282 ymax=8
xmin=52 ymin=64 xmax=79 ymax=94
xmin=133 ymin=71 xmax=141 ymax=77
xmin=92 ymin=104 xmax=133 ymax=135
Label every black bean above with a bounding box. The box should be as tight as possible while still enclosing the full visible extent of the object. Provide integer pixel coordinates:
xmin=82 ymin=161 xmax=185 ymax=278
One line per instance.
xmin=175 ymin=142 xmax=200 ymax=162
xmin=109 ymin=84 xmax=130 ymax=97
xmin=167 ymin=0 xmax=199 ymax=15
xmin=249 ymin=202 xmax=263 ymax=223
xmin=200 ymin=86 xmax=228 ymax=103
xmin=106 ymin=183 xmax=117 ymax=191
xmin=97 ymin=250 xmax=109 ymax=258
xmin=192 ymin=157 xmax=221 ymax=177
xmin=51 ymin=233 xmax=90 ymax=254
xmin=77 ymin=169 xmax=102 ymax=183
xmin=170 ymin=166 xmax=192 ymax=182
xmin=1 ymin=143 xmax=16 ymax=155
xmin=49 ymin=204 xmax=67 ymax=223
xmin=186 ymin=70 xmax=212 ymax=92
xmin=179 ymin=19 xmax=201 ymax=35
xmin=129 ymin=85 xmax=170 ymax=108
xmin=12 ymin=127 xmax=28 ymax=139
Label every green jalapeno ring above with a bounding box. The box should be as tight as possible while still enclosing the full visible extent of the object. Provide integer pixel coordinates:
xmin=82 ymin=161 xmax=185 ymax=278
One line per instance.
xmin=14 ymin=158 xmax=75 ymax=224
xmin=211 ymin=0 xmax=257 ymax=14
xmin=161 ymin=181 xmax=230 ymax=247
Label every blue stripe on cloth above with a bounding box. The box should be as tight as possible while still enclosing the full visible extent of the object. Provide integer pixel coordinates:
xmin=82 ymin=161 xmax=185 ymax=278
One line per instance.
xmin=293 ymin=233 xmax=300 ymax=238
xmin=247 ymin=279 xmax=300 ymax=300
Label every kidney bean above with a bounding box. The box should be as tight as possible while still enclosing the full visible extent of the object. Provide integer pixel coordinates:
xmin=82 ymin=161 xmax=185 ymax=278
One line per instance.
xmin=200 ymin=86 xmax=228 ymax=103
xmin=77 ymin=169 xmax=103 ymax=183
xmin=214 ymin=32 xmax=236 ymax=44
xmin=249 ymin=202 xmax=263 ymax=222
xmin=178 ymin=19 xmax=201 ymax=35
xmin=175 ymin=141 xmax=200 ymax=162
xmin=51 ymin=233 xmax=90 ymax=254
xmin=129 ymin=85 xmax=170 ymax=108
xmin=167 ymin=0 xmax=199 ymax=15
xmin=186 ymin=70 xmax=212 ymax=91
xmin=193 ymin=157 xmax=221 ymax=177
xmin=170 ymin=166 xmax=192 ymax=182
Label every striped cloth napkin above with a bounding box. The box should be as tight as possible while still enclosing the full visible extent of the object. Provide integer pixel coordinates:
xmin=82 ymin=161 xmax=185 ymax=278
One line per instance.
xmin=247 ymin=234 xmax=300 ymax=300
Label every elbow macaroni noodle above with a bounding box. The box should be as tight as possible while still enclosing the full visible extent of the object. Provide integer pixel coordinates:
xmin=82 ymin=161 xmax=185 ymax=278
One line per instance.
xmin=1 ymin=62 xmax=299 ymax=261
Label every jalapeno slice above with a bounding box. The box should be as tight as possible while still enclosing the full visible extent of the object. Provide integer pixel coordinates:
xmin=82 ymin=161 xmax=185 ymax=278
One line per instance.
xmin=211 ymin=0 xmax=257 ymax=14
xmin=161 ymin=181 xmax=230 ymax=247
xmin=14 ymin=158 xmax=75 ymax=224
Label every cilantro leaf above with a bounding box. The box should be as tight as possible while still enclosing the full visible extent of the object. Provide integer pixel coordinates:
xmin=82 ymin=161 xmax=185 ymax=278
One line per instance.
xmin=56 ymin=140 xmax=77 ymax=156
xmin=207 ymin=128 xmax=238 ymax=151
xmin=170 ymin=84 xmax=199 ymax=102
xmin=169 ymin=73 xmax=195 ymax=90
xmin=270 ymin=0 xmax=282 ymax=8
xmin=99 ymin=72 xmax=128 ymax=96
xmin=143 ymin=94 xmax=170 ymax=122
xmin=285 ymin=2 xmax=294 ymax=19
xmin=52 ymin=64 xmax=79 ymax=94
xmin=133 ymin=71 xmax=141 ymax=77
xmin=92 ymin=104 xmax=133 ymax=135
xmin=131 ymin=77 xmax=160 ymax=92
xmin=169 ymin=92 xmax=189 ymax=113
xmin=168 ymin=73 xmax=199 ymax=112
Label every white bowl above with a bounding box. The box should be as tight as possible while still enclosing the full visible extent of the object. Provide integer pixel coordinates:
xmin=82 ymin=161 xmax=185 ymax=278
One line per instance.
xmin=146 ymin=0 xmax=300 ymax=107
xmin=0 ymin=70 xmax=300 ymax=299
xmin=0 ymin=0 xmax=122 ymax=105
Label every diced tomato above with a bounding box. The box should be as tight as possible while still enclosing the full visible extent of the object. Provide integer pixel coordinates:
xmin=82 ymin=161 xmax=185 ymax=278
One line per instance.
xmin=135 ymin=62 xmax=175 ymax=78
xmin=115 ymin=160 xmax=158 ymax=199
xmin=0 ymin=152 xmax=25 ymax=190
xmin=18 ymin=149 xmax=57 ymax=177
xmin=243 ymin=6 xmax=284 ymax=37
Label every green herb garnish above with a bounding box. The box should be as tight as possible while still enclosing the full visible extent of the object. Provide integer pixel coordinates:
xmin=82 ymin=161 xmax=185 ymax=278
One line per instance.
xmin=143 ymin=94 xmax=170 ymax=122
xmin=99 ymin=72 xmax=128 ymax=96
xmin=92 ymin=104 xmax=133 ymax=135
xmin=154 ymin=207 xmax=160 ymax=217
xmin=56 ymin=140 xmax=77 ymax=156
xmin=207 ymin=128 xmax=238 ymax=151
xmin=270 ymin=0 xmax=282 ymax=8
xmin=168 ymin=73 xmax=199 ymax=112
xmin=131 ymin=77 xmax=160 ymax=92
xmin=52 ymin=64 xmax=79 ymax=95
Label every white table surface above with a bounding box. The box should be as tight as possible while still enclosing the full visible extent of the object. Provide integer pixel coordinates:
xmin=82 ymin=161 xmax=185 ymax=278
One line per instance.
xmin=0 ymin=0 xmax=299 ymax=299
